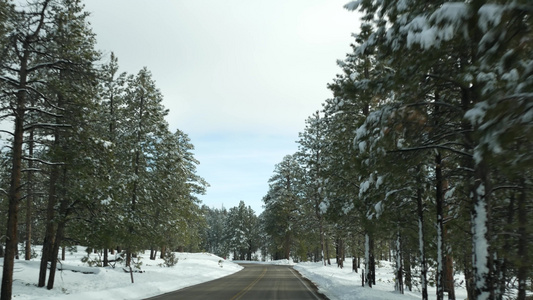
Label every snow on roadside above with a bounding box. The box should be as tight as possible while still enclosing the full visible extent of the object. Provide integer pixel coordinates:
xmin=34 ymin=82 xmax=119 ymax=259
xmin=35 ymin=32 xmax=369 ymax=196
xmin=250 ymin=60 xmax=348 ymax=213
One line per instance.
xmin=6 ymin=248 xmax=473 ymax=300
xmin=7 ymin=246 xmax=242 ymax=300
xmin=294 ymin=259 xmax=468 ymax=300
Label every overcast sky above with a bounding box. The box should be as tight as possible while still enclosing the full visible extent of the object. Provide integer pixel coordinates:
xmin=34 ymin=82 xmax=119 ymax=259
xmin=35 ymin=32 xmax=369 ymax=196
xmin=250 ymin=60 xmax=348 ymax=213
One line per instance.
xmin=84 ymin=0 xmax=360 ymax=214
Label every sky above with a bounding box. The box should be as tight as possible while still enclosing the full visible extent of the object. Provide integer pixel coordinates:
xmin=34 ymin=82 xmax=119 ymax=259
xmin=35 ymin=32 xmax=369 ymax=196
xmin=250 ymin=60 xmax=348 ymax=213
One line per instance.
xmin=83 ymin=0 xmax=360 ymax=214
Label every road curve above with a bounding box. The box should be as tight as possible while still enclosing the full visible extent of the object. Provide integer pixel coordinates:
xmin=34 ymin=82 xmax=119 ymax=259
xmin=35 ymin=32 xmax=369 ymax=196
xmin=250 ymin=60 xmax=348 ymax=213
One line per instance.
xmin=145 ymin=263 xmax=327 ymax=300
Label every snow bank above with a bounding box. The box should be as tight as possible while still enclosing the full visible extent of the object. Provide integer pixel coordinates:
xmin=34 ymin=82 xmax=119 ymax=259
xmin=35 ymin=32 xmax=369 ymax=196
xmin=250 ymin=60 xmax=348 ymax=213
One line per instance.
xmin=7 ymin=247 xmax=242 ymax=300
xmin=6 ymin=247 xmax=477 ymax=300
xmin=294 ymin=259 xmax=469 ymax=300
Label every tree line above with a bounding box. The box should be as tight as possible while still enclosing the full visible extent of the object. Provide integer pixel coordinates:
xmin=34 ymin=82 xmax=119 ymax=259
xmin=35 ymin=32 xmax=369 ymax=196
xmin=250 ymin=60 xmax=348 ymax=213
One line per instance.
xmin=260 ymin=1 xmax=532 ymax=300
xmin=0 ymin=1 xmax=207 ymax=299
xmin=201 ymin=202 xmax=261 ymax=261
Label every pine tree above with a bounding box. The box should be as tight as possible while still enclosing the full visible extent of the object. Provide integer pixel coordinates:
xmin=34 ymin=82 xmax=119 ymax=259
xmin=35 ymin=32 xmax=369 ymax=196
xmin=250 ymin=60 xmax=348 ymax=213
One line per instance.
xmin=297 ymin=111 xmax=329 ymax=265
xmin=343 ymin=0 xmax=532 ymax=298
xmin=224 ymin=201 xmax=258 ymax=260
xmin=35 ymin=0 xmax=100 ymax=289
xmin=263 ymin=155 xmax=305 ymax=260
xmin=202 ymin=206 xmax=229 ymax=258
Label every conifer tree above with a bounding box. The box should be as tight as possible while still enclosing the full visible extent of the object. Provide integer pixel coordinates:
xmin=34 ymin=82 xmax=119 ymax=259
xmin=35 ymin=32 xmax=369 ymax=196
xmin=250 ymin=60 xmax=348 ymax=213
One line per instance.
xmin=263 ymin=155 xmax=305 ymax=260
xmin=35 ymin=0 xmax=100 ymax=289
xmin=343 ymin=0 xmax=532 ymax=298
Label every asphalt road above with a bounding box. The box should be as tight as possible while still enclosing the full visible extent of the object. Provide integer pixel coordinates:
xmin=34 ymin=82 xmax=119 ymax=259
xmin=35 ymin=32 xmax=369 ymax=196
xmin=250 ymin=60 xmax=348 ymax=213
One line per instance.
xmin=145 ymin=263 xmax=327 ymax=300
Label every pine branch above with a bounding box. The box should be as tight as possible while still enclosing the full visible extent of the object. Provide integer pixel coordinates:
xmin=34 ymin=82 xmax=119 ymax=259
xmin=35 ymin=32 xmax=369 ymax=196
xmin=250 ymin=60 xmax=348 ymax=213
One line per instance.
xmin=0 ymin=75 xmax=19 ymax=87
xmin=0 ymin=130 xmax=14 ymax=136
xmin=23 ymin=123 xmax=71 ymax=131
xmin=22 ymin=156 xmax=65 ymax=166
xmin=390 ymin=144 xmax=472 ymax=157
xmin=25 ymin=107 xmax=64 ymax=118
xmin=27 ymin=59 xmax=70 ymax=73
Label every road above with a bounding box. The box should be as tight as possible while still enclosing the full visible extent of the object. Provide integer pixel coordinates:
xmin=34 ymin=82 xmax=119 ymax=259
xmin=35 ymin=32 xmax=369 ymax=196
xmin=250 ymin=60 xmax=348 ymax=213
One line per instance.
xmin=145 ymin=263 xmax=327 ymax=300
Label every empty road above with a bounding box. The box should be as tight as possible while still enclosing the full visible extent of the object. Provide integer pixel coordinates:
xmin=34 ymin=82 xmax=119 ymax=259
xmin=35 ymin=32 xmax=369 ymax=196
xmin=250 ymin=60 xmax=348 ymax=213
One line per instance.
xmin=145 ymin=263 xmax=327 ymax=300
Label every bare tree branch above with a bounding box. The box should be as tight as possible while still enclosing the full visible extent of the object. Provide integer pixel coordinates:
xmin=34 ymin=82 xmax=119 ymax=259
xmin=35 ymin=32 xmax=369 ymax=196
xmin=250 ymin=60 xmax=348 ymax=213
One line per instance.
xmin=0 ymin=130 xmax=14 ymax=136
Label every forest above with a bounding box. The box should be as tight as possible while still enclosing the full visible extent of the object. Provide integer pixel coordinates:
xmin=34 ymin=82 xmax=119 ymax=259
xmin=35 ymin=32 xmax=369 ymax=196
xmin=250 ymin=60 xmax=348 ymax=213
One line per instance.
xmin=252 ymin=1 xmax=532 ymax=300
xmin=0 ymin=1 xmax=531 ymax=300
xmin=0 ymin=1 xmax=208 ymax=299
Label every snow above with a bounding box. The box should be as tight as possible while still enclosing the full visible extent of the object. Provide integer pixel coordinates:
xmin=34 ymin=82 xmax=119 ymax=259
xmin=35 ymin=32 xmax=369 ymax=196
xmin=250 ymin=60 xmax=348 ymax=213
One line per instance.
xmin=360 ymin=179 xmax=371 ymax=195
xmin=295 ymin=258 xmax=469 ymax=300
xmin=473 ymin=192 xmax=490 ymax=300
xmin=430 ymin=2 xmax=469 ymax=26
xmin=444 ymin=186 xmax=455 ymax=201
xmin=319 ymin=200 xmax=329 ymax=214
xmin=8 ymin=246 xmax=474 ymax=300
xmin=7 ymin=246 xmax=242 ymax=300
xmin=344 ymin=1 xmax=361 ymax=12
xmin=477 ymin=4 xmax=505 ymax=32
xmin=400 ymin=2 xmax=470 ymax=50
xmin=374 ymin=200 xmax=384 ymax=218
xmin=358 ymin=140 xmax=367 ymax=152
xmin=396 ymin=0 xmax=409 ymax=13
xmin=464 ymin=101 xmax=489 ymax=126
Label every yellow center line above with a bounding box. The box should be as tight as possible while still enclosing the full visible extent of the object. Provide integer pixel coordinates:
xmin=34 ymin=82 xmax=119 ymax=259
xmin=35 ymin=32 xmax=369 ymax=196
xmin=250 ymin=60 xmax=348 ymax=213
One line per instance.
xmin=230 ymin=267 xmax=267 ymax=300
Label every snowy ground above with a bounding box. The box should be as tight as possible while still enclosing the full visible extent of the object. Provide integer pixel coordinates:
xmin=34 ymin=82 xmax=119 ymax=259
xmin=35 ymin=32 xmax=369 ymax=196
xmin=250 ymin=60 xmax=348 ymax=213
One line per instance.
xmin=6 ymin=248 xmax=470 ymax=300
xmin=7 ymin=246 xmax=242 ymax=300
xmin=294 ymin=259 xmax=469 ymax=300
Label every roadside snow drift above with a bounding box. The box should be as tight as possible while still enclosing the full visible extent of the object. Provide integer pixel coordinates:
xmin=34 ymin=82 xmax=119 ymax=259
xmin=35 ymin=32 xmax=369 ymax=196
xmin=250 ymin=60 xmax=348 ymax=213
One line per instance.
xmin=7 ymin=247 xmax=242 ymax=300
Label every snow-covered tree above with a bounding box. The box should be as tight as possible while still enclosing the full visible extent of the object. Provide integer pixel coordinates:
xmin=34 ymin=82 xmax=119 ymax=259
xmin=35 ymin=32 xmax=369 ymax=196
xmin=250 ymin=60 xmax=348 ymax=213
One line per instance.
xmin=297 ymin=111 xmax=330 ymax=265
xmin=262 ymin=154 xmax=306 ymax=260
xmin=224 ymin=201 xmax=259 ymax=261
xmin=343 ymin=0 xmax=532 ymax=298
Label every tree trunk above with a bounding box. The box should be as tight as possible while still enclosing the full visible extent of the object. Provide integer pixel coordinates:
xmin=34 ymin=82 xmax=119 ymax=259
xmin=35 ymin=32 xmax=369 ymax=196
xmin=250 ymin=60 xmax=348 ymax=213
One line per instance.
xmin=442 ymin=180 xmax=455 ymax=300
xmin=47 ymin=219 xmax=66 ymax=290
xmin=325 ymin=237 xmax=331 ymax=265
xmin=364 ymin=233 xmax=374 ymax=287
xmin=38 ymin=109 xmax=63 ymax=288
xmin=319 ymin=217 xmax=326 ymax=266
xmin=47 ymin=166 xmax=71 ymax=290
xmin=463 ymin=247 xmax=475 ymax=300
xmin=336 ymin=238 xmax=341 ymax=268
xmin=471 ymin=160 xmax=493 ymax=300
xmin=38 ymin=164 xmax=59 ymax=287
xmin=1 ymin=111 xmax=23 ymax=299
xmin=416 ymin=166 xmax=428 ymax=300
xmin=339 ymin=238 xmax=346 ymax=269
xmin=436 ymin=152 xmax=445 ymax=300
xmin=370 ymin=237 xmax=375 ymax=286
xmin=497 ymin=192 xmax=515 ymax=298
xmin=160 ymin=246 xmax=166 ymax=259
xmin=103 ymin=248 xmax=109 ymax=267
xmin=445 ymin=255 xmax=455 ymax=300
xmin=1 ymin=45 xmax=29 ymax=300
xmin=395 ymin=231 xmax=403 ymax=294
xmin=517 ymin=179 xmax=529 ymax=300
xmin=404 ymin=249 xmax=412 ymax=292
xmin=126 ymin=250 xmax=133 ymax=268
xmin=25 ymin=128 xmax=34 ymax=261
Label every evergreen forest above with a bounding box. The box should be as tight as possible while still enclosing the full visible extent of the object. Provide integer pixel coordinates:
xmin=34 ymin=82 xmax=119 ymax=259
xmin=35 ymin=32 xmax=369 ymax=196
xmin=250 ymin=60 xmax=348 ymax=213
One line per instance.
xmin=0 ymin=1 xmax=532 ymax=300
